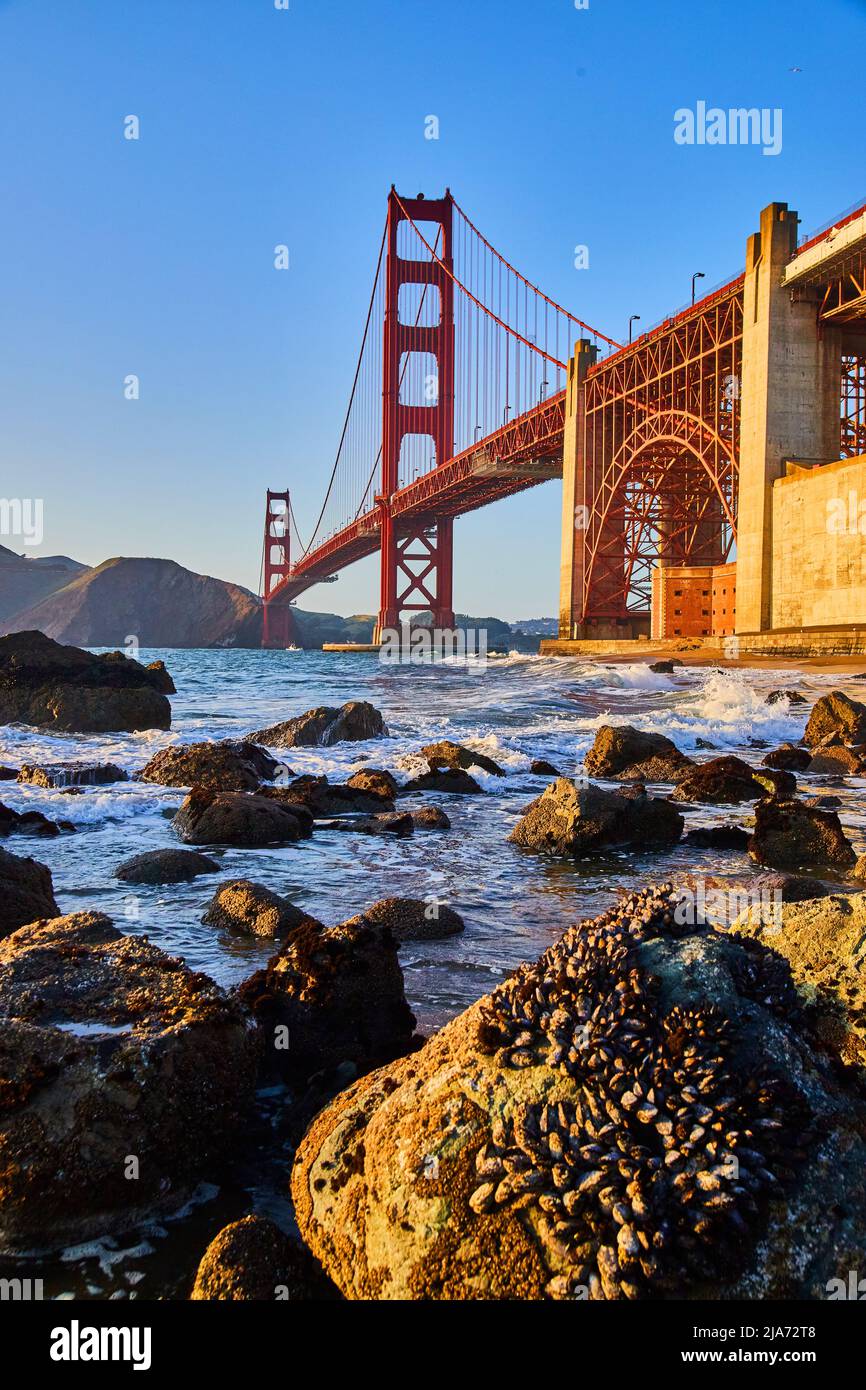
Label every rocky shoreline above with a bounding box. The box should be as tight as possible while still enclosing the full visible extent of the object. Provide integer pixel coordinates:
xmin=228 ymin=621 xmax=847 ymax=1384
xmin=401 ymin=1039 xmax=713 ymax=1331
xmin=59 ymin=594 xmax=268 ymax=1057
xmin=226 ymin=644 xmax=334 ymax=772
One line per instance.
xmin=2 ymin=630 xmax=866 ymax=1300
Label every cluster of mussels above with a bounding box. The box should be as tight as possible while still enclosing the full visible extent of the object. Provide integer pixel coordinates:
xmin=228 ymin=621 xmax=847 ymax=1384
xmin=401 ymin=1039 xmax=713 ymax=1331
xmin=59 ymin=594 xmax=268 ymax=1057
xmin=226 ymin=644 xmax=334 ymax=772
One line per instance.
xmin=474 ymin=885 xmax=810 ymax=1300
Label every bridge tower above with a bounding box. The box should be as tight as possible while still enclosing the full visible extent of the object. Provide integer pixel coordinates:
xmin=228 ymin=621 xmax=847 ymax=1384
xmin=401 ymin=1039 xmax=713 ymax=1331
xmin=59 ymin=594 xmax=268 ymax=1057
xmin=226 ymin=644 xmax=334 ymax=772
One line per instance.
xmin=262 ymin=489 xmax=298 ymax=648
xmin=374 ymin=189 xmax=456 ymax=643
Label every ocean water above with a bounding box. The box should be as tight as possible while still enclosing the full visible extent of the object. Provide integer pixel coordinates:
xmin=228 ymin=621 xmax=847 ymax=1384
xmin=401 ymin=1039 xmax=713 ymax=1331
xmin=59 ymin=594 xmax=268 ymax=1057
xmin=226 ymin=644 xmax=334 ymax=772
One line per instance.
xmin=2 ymin=647 xmax=865 ymax=1299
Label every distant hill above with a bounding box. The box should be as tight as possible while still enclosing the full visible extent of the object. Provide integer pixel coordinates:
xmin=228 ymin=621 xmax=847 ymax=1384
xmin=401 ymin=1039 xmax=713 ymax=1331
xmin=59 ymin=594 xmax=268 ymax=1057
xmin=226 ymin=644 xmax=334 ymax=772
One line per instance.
xmin=1 ymin=557 xmax=264 ymax=648
xmin=0 ymin=545 xmax=89 ymax=623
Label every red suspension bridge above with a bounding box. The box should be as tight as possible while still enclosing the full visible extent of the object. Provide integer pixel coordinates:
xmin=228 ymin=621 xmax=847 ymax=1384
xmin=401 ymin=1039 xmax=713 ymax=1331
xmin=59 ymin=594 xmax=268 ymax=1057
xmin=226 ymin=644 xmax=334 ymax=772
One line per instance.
xmin=261 ymin=189 xmax=866 ymax=646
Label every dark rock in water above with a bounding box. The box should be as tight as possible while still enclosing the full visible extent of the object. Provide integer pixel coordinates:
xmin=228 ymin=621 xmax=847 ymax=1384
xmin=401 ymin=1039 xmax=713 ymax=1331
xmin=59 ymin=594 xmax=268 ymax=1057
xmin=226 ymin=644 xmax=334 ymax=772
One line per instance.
xmin=806 ymin=794 xmax=843 ymax=809
xmin=510 ymin=778 xmax=683 ymax=856
xmin=356 ymin=897 xmax=465 ymax=942
xmin=403 ymin=768 xmax=483 ymax=796
xmin=648 ymin=659 xmax=682 ymax=674
xmin=419 ymin=740 xmax=505 ymax=777
xmin=409 ymin=805 xmax=451 ymax=831
xmin=145 ymin=660 xmax=176 ymax=694
xmin=808 ymin=744 xmax=866 ymax=776
xmin=0 ymin=766 xmax=18 ymax=781
xmin=0 ymin=846 xmax=59 ymax=936
xmin=292 ymin=884 xmax=866 ymax=1300
xmin=190 ymin=1215 xmax=337 ymax=1301
xmin=138 ymin=740 xmax=281 ymax=792
xmin=684 ymin=824 xmax=750 ymax=851
xmin=749 ymin=799 xmax=856 ymax=872
xmin=0 ymin=911 xmax=259 ymax=1250
xmin=237 ymin=914 xmax=416 ymax=1083
xmin=17 ymin=761 xmax=128 ymax=789
xmin=671 ymin=755 xmax=793 ymax=804
xmin=173 ymin=787 xmax=309 ymax=847
xmin=0 ymin=630 xmax=171 ymax=732
xmin=804 ymin=691 xmax=866 ymax=748
xmin=584 ymin=725 xmax=691 ymax=782
xmin=695 ymin=737 xmax=717 ymax=751
xmin=329 ymin=812 xmax=415 ymax=838
xmin=751 ymin=871 xmax=833 ymax=903
xmin=263 ymin=773 xmax=393 ymax=817
xmin=732 ymin=893 xmax=866 ymax=1070
xmin=250 ymin=701 xmax=387 ymax=749
xmin=0 ymin=802 xmax=71 ymax=840
xmin=345 ymin=768 xmax=399 ymax=802
xmin=202 ymin=880 xmax=307 ymax=937
xmin=766 ymin=688 xmax=807 ymax=706
xmin=115 ymin=848 xmax=220 ymax=885
xmin=762 ymin=743 xmax=811 ymax=772
xmin=530 ymin=759 xmax=561 ymax=777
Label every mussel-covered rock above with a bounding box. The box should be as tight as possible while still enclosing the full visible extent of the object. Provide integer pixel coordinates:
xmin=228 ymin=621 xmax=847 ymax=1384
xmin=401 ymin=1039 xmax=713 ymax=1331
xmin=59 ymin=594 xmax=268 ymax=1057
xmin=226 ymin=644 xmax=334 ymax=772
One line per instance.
xmin=510 ymin=778 xmax=683 ymax=856
xmin=202 ymin=879 xmax=307 ymax=937
xmin=804 ymin=691 xmax=866 ymax=748
xmin=292 ymin=886 xmax=866 ymax=1300
xmin=190 ymin=1215 xmax=337 ymax=1301
xmin=0 ymin=911 xmax=259 ymax=1249
xmin=237 ymin=914 xmax=417 ymax=1083
xmin=0 ymin=846 xmax=59 ymax=937
xmin=173 ymin=787 xmax=310 ymax=847
xmin=749 ymin=800 xmax=856 ymax=873
xmin=583 ymin=725 xmax=691 ymax=782
xmin=249 ymin=701 xmax=387 ymax=749
xmin=0 ymin=630 xmax=171 ymax=732
xmin=139 ymin=740 xmax=281 ymax=792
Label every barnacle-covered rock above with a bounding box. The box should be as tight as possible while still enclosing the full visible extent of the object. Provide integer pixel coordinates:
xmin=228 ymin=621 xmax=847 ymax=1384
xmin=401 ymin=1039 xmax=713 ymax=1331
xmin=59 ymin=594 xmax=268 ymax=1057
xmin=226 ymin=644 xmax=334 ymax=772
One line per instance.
xmin=510 ymin=778 xmax=683 ymax=856
xmin=191 ymin=1215 xmax=337 ymax=1301
xmin=202 ymin=879 xmax=307 ymax=937
xmin=0 ymin=912 xmax=259 ymax=1250
xmin=292 ymin=886 xmax=866 ymax=1300
xmin=237 ymin=913 xmax=417 ymax=1083
xmin=731 ymin=892 xmax=866 ymax=1070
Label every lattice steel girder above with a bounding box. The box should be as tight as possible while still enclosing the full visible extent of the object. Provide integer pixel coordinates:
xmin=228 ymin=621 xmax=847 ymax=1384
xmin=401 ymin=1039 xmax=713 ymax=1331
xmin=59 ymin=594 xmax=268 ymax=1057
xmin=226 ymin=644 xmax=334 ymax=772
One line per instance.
xmin=578 ymin=283 xmax=743 ymax=620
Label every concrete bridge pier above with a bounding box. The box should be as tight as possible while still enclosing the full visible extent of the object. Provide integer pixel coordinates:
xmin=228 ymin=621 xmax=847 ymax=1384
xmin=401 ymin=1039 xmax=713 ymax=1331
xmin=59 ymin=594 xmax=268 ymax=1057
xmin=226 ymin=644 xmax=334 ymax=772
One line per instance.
xmin=735 ymin=202 xmax=843 ymax=634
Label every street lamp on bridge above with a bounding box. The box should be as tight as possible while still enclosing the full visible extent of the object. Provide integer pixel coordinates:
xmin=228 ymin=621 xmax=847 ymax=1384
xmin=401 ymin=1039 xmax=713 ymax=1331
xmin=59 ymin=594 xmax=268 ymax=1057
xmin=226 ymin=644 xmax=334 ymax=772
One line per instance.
xmin=628 ymin=315 xmax=641 ymax=343
xmin=691 ymin=271 xmax=706 ymax=305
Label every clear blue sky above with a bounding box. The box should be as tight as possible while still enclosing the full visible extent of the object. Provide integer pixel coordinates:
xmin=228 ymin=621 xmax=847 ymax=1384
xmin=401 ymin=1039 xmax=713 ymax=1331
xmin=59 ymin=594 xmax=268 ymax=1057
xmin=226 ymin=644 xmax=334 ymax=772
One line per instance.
xmin=1 ymin=0 xmax=862 ymax=620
